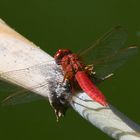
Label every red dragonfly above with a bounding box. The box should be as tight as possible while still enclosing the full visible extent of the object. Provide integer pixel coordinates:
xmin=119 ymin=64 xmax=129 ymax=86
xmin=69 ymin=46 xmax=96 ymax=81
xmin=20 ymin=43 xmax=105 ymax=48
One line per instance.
xmin=53 ymin=26 xmax=138 ymax=106
xmin=54 ymin=49 xmax=108 ymax=106
xmin=1 ymin=26 xmax=138 ymax=108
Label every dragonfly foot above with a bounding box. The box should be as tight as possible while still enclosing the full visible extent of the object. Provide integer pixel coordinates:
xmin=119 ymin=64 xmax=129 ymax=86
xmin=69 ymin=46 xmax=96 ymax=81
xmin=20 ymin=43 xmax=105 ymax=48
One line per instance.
xmin=102 ymin=73 xmax=114 ymax=81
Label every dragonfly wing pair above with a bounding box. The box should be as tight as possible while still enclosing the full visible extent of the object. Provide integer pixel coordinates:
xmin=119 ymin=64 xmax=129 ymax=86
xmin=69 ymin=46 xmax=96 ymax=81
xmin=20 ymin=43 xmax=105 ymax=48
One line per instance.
xmin=79 ymin=26 xmax=138 ymax=79
xmin=2 ymin=26 xmax=138 ymax=106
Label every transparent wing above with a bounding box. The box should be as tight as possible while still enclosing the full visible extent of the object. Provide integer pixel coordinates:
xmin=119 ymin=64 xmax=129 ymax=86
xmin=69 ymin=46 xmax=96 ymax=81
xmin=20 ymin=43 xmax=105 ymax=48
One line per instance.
xmin=79 ymin=26 xmax=127 ymax=64
xmin=93 ymin=46 xmax=138 ymax=78
xmin=0 ymin=61 xmax=58 ymax=87
xmin=0 ymin=62 xmax=63 ymax=106
xmin=0 ymin=80 xmax=46 ymax=106
xmin=2 ymin=91 xmax=44 ymax=106
xmin=79 ymin=26 xmax=138 ymax=78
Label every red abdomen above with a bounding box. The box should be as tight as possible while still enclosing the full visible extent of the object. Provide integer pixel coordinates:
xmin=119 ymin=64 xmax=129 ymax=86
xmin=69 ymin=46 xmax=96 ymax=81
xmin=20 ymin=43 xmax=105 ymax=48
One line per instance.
xmin=75 ymin=71 xmax=108 ymax=106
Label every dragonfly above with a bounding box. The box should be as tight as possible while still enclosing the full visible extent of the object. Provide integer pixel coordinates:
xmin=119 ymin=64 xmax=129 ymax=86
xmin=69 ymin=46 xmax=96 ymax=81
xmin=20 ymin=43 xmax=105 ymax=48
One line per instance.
xmin=0 ymin=25 xmax=138 ymax=118
xmin=54 ymin=49 xmax=108 ymax=106
xmin=53 ymin=26 xmax=138 ymax=106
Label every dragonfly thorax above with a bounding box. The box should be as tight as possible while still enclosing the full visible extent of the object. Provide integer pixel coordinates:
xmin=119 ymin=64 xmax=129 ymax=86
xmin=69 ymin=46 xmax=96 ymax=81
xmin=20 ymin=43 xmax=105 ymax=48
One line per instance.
xmin=54 ymin=49 xmax=85 ymax=80
xmin=62 ymin=53 xmax=84 ymax=72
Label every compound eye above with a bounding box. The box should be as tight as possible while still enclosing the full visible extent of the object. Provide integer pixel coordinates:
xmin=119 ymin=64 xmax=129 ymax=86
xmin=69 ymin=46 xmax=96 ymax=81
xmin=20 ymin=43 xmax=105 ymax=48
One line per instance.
xmin=63 ymin=49 xmax=72 ymax=56
xmin=54 ymin=49 xmax=72 ymax=64
xmin=54 ymin=49 xmax=66 ymax=64
xmin=58 ymin=49 xmax=63 ymax=53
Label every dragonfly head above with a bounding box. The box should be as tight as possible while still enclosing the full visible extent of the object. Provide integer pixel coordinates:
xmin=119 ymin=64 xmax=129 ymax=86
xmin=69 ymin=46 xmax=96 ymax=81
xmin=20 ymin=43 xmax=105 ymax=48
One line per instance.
xmin=54 ymin=49 xmax=72 ymax=64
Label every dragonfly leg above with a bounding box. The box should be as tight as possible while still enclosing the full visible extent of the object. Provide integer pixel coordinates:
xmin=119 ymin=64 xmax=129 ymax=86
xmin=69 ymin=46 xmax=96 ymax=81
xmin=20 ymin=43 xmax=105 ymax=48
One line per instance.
xmin=101 ymin=73 xmax=114 ymax=81
xmin=85 ymin=65 xmax=94 ymax=73
xmin=91 ymin=73 xmax=114 ymax=84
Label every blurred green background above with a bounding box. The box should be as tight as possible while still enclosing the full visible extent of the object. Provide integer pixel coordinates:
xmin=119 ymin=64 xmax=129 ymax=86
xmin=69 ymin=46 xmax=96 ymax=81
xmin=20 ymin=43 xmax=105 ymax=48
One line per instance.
xmin=0 ymin=0 xmax=140 ymax=140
